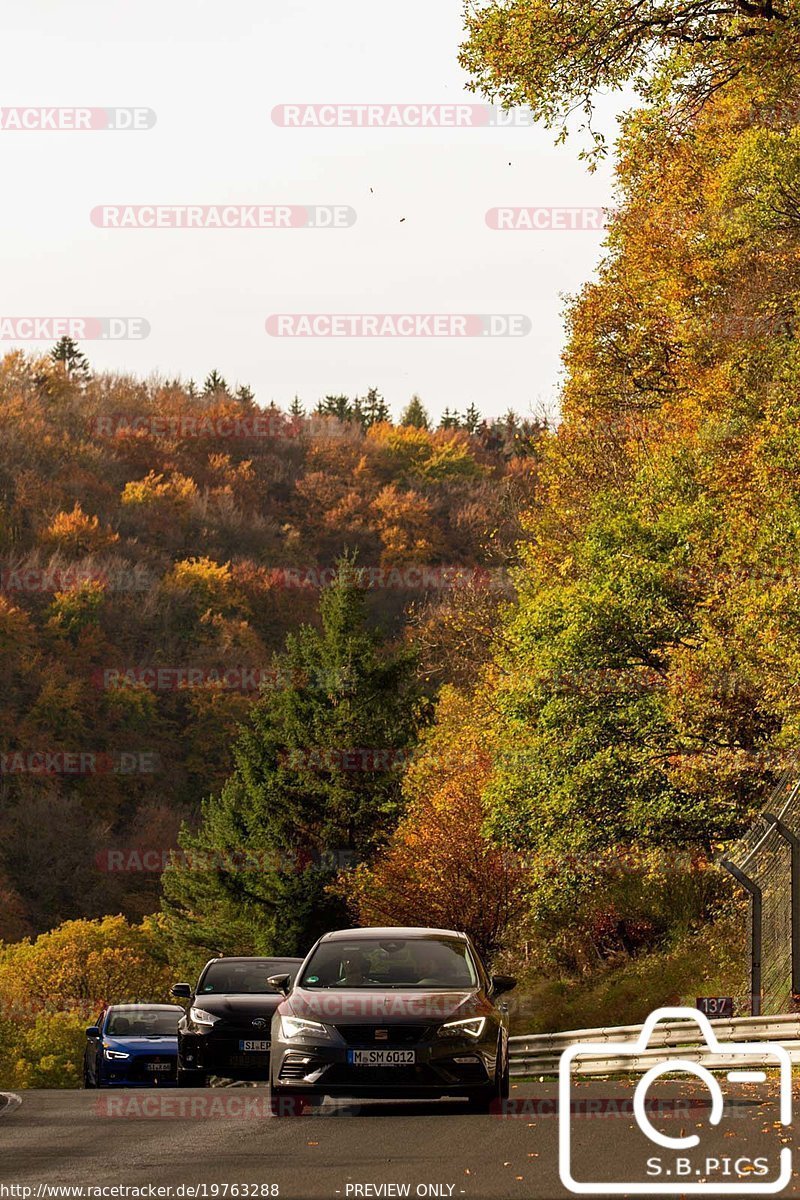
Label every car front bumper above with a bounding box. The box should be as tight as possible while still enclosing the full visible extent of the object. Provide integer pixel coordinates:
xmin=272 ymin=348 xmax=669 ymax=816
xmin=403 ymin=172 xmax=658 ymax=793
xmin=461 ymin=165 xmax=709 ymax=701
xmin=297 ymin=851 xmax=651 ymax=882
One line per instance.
xmin=99 ymin=1055 xmax=178 ymax=1086
xmin=271 ymin=1035 xmax=496 ymax=1098
xmin=179 ymin=1033 xmax=272 ymax=1079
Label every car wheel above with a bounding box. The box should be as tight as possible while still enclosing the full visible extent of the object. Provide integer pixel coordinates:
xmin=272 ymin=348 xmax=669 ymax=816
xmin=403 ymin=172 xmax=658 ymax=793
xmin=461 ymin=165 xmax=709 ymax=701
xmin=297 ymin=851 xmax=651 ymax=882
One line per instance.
xmin=468 ymin=1041 xmax=508 ymax=1112
xmin=498 ymin=1040 xmax=510 ymax=1101
xmin=177 ymin=1066 xmax=207 ymax=1087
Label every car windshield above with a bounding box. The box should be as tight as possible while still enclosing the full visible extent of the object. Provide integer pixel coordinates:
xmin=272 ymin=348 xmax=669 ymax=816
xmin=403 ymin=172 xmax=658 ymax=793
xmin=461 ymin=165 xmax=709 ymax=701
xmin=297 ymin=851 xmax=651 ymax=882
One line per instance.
xmin=106 ymin=1010 xmax=179 ymax=1036
xmin=299 ymin=937 xmax=478 ymax=989
xmin=199 ymin=959 xmax=298 ymax=994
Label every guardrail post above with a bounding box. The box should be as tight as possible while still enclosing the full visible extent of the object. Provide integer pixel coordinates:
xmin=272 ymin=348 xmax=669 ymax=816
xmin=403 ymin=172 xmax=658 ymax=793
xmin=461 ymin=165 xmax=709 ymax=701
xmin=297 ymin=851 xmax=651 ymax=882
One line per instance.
xmin=763 ymin=811 xmax=800 ymax=1000
xmin=721 ymin=859 xmax=762 ymax=1016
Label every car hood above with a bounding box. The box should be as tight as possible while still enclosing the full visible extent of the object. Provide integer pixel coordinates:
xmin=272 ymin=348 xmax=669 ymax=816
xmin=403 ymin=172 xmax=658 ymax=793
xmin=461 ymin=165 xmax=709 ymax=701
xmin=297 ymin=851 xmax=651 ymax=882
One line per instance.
xmin=105 ymin=1036 xmax=178 ymax=1051
xmin=284 ymin=987 xmax=486 ymax=1025
xmin=191 ymin=993 xmax=283 ymax=1020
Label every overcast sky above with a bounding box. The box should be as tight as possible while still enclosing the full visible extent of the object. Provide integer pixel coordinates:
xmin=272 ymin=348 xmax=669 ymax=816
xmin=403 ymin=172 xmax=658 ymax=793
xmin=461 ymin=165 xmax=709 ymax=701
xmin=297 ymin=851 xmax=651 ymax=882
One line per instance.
xmin=2 ymin=0 xmax=622 ymax=423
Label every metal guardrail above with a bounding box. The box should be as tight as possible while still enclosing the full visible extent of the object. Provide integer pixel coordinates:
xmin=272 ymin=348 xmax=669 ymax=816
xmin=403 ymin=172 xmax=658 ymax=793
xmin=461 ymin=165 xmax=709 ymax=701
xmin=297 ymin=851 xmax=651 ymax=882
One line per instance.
xmin=508 ymin=1013 xmax=800 ymax=1077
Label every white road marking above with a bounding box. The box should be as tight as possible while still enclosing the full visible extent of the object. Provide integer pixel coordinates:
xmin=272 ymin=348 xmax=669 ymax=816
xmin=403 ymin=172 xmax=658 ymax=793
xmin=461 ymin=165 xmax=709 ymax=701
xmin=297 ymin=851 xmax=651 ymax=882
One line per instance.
xmin=0 ymin=1093 xmax=22 ymax=1117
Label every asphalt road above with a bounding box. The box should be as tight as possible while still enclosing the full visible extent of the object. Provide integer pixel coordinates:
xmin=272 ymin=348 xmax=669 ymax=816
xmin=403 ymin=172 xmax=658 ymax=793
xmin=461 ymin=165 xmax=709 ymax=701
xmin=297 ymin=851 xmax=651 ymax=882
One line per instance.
xmin=0 ymin=1081 xmax=797 ymax=1199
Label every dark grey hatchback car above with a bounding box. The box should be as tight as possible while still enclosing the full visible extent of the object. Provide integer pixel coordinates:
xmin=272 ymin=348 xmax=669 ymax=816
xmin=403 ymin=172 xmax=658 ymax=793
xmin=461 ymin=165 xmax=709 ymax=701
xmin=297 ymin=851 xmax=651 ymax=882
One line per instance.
xmin=268 ymin=927 xmax=515 ymax=1111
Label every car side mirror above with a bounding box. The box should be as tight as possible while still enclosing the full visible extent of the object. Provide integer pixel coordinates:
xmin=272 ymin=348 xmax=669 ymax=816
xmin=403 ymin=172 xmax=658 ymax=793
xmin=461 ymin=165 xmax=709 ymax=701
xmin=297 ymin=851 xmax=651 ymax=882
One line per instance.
xmin=171 ymin=982 xmax=193 ymax=999
xmin=490 ymin=974 xmax=517 ymax=997
xmin=267 ymin=973 xmax=292 ymax=996
xmin=85 ymin=1026 xmax=101 ymax=1038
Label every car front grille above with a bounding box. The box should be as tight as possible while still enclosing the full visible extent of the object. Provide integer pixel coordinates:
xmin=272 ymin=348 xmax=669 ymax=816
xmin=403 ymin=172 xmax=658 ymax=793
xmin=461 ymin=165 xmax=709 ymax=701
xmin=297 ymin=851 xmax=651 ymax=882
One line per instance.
xmin=334 ymin=1024 xmax=431 ymax=1046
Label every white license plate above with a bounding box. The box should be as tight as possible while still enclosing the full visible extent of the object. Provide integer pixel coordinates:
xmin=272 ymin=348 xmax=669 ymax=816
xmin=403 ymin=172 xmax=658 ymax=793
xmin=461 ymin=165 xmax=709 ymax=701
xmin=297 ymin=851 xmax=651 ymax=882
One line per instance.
xmin=147 ymin=1062 xmax=172 ymax=1072
xmin=348 ymin=1050 xmax=416 ymax=1066
xmin=239 ymin=1040 xmax=270 ymax=1052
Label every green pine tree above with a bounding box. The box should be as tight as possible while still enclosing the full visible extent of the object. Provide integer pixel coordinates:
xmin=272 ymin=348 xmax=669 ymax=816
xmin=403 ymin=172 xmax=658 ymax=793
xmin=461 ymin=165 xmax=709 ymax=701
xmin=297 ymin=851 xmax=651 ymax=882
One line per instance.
xmin=161 ymin=557 xmax=426 ymax=960
xmin=289 ymin=395 xmax=305 ymax=418
xmin=463 ymin=402 xmax=482 ymax=434
xmin=50 ymin=337 xmax=90 ymax=382
xmin=319 ymin=394 xmax=353 ymax=421
xmin=400 ymin=394 xmax=429 ymax=429
xmin=439 ymin=407 xmax=460 ymax=430
xmin=203 ymin=370 xmax=229 ymax=396
xmin=362 ymin=386 xmax=390 ymax=427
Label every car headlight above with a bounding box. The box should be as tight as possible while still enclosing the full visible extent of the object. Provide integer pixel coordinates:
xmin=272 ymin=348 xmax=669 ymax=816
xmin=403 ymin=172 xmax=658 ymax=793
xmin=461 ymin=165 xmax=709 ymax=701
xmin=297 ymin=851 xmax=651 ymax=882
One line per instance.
xmin=189 ymin=1006 xmax=219 ymax=1027
xmin=279 ymin=1015 xmax=331 ymax=1041
xmin=437 ymin=1017 xmax=486 ymax=1040
xmin=103 ymin=1044 xmax=131 ymax=1060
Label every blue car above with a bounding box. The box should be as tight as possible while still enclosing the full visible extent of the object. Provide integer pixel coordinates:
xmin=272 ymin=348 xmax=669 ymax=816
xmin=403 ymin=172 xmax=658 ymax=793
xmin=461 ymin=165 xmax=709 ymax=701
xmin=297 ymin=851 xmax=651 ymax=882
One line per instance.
xmin=83 ymin=1004 xmax=183 ymax=1087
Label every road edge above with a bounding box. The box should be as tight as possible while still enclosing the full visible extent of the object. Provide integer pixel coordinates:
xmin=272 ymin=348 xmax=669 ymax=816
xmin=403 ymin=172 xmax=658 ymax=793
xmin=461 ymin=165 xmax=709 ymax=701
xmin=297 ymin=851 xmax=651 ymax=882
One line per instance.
xmin=0 ymin=1092 xmax=22 ymax=1118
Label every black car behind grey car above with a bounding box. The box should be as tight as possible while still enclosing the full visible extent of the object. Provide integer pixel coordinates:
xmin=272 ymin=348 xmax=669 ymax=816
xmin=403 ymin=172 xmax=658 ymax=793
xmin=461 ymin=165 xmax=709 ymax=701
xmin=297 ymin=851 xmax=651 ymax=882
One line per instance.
xmin=269 ymin=927 xmax=515 ymax=1111
xmin=172 ymin=955 xmax=303 ymax=1085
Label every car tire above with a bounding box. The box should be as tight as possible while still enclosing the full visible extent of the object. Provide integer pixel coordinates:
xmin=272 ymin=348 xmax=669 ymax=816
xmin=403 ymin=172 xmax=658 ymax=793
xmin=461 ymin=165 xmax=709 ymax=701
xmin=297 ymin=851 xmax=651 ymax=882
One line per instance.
xmin=468 ymin=1041 xmax=508 ymax=1112
xmin=177 ymin=1066 xmax=207 ymax=1088
xmin=498 ymin=1040 xmax=510 ymax=1101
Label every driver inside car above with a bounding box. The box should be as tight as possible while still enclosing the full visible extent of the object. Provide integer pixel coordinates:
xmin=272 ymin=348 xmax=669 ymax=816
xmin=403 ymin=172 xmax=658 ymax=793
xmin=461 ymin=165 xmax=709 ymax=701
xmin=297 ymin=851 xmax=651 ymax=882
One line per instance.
xmin=337 ymin=949 xmax=371 ymax=986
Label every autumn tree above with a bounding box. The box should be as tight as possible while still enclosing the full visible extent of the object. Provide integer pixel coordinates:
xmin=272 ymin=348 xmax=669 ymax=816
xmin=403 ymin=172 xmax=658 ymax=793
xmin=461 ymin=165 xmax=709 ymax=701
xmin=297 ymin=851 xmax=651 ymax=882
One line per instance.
xmin=0 ymin=916 xmax=172 ymax=1089
xmin=460 ymin=0 xmax=800 ymax=157
xmin=337 ymin=687 xmax=527 ymax=962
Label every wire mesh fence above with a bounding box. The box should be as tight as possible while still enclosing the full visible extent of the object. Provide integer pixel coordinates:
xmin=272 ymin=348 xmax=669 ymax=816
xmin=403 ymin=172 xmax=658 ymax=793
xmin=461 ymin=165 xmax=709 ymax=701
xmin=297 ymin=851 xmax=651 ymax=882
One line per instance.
xmin=721 ymin=754 xmax=800 ymax=1015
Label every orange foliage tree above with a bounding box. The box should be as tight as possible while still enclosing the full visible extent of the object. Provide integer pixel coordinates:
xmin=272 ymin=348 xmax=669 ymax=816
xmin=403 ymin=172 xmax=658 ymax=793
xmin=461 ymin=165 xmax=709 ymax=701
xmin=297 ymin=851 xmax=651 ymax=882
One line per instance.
xmin=336 ymin=686 xmax=527 ymax=962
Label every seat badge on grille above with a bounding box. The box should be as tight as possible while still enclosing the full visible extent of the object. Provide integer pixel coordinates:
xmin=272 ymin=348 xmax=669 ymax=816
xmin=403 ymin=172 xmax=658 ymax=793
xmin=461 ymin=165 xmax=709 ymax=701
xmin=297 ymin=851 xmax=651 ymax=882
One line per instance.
xmin=375 ymin=1028 xmax=389 ymax=1040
